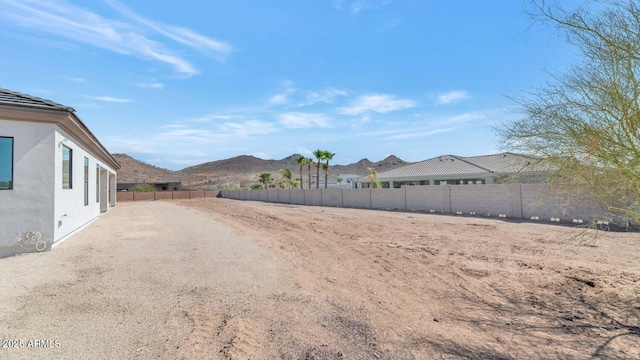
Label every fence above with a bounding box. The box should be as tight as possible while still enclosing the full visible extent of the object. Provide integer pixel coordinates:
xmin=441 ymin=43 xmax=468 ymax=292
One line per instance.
xmin=117 ymin=190 xmax=220 ymax=202
xmin=220 ymin=184 xmax=612 ymax=224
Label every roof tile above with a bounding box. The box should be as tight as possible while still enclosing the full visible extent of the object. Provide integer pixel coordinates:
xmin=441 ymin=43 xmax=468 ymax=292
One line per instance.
xmin=0 ymin=88 xmax=74 ymax=112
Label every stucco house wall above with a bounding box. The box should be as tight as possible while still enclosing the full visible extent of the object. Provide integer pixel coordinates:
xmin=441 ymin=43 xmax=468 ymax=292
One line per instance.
xmin=0 ymin=89 xmax=119 ymax=257
xmin=0 ymin=120 xmax=56 ymax=253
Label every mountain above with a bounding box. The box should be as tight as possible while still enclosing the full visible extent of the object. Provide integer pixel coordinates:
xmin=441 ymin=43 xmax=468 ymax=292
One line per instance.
xmin=115 ymin=153 xmax=410 ymax=189
xmin=113 ymin=154 xmax=199 ymax=184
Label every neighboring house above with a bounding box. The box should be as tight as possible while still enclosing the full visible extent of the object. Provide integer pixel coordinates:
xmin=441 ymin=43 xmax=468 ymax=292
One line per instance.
xmin=335 ymin=174 xmax=362 ymax=189
xmin=117 ymin=182 xmax=181 ymax=192
xmin=355 ymin=153 xmax=549 ymax=188
xmin=0 ymin=88 xmax=120 ymax=257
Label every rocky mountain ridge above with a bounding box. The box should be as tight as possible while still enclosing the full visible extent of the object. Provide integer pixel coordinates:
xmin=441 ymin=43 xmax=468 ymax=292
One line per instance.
xmin=114 ymin=153 xmax=410 ymax=189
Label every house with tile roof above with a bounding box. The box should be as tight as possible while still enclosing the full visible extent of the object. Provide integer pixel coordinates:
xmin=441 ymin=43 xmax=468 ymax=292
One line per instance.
xmin=355 ymin=153 xmax=549 ymax=188
xmin=0 ymin=88 xmax=120 ymax=257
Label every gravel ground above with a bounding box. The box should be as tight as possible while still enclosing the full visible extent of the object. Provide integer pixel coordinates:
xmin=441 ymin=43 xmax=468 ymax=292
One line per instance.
xmin=1 ymin=199 xmax=639 ymax=359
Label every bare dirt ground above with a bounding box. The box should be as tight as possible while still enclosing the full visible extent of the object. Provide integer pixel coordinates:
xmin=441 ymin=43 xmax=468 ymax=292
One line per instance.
xmin=1 ymin=198 xmax=639 ymax=359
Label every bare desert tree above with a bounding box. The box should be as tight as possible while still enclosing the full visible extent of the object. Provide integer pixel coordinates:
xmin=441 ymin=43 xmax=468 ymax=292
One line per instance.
xmin=499 ymin=0 xmax=640 ymax=225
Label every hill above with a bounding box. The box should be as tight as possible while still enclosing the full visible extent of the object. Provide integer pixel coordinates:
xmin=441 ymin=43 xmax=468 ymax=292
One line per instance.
xmin=113 ymin=154 xmax=200 ymax=184
xmin=115 ymin=153 xmax=410 ymax=189
xmin=180 ymin=154 xmax=409 ymax=187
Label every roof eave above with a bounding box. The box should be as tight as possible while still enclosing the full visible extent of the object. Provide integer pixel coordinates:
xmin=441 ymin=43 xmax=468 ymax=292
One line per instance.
xmin=0 ymin=104 xmax=120 ymax=170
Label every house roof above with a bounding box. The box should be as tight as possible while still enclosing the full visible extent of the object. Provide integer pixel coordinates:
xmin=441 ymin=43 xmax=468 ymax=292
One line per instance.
xmin=0 ymin=88 xmax=120 ymax=170
xmin=0 ymin=88 xmax=75 ymax=112
xmin=361 ymin=152 xmax=545 ymax=181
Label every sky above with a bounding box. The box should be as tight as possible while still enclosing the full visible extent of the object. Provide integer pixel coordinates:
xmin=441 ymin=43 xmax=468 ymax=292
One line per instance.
xmin=0 ymin=0 xmax=582 ymax=170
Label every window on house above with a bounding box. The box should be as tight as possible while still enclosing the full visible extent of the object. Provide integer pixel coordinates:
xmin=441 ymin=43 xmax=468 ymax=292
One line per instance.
xmin=0 ymin=137 xmax=13 ymax=190
xmin=84 ymin=157 xmax=89 ymax=206
xmin=62 ymin=146 xmax=72 ymax=189
xmin=96 ymin=164 xmax=100 ymax=203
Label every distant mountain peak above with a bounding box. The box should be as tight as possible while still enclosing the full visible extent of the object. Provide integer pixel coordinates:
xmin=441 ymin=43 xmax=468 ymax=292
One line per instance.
xmin=116 ymin=153 xmax=410 ymax=188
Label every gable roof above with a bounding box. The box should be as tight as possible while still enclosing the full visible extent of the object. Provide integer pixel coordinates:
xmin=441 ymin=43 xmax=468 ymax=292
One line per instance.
xmin=363 ymin=152 xmax=545 ymax=181
xmin=0 ymin=88 xmax=120 ymax=170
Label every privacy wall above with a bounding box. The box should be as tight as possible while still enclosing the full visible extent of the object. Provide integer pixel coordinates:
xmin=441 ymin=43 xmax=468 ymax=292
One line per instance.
xmin=221 ymin=184 xmax=612 ymax=224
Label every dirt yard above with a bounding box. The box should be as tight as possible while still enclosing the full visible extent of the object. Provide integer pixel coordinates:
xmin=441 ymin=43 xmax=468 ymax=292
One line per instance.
xmin=1 ymin=198 xmax=638 ymax=359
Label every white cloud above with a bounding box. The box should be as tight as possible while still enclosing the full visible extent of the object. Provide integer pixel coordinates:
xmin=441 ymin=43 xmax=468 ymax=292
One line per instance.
xmin=279 ymin=112 xmax=332 ymax=128
xmin=0 ymin=0 xmax=232 ymax=75
xmin=89 ymin=96 xmax=132 ymax=103
xmin=217 ymin=120 xmax=277 ymax=137
xmin=270 ymin=93 xmax=290 ymax=105
xmin=435 ymin=90 xmax=469 ymax=105
xmin=439 ymin=112 xmax=484 ymax=124
xmin=134 ymin=82 xmax=164 ymax=89
xmin=106 ymin=136 xmax=157 ymax=153
xmin=250 ymin=152 xmax=274 ymax=160
xmin=340 ymin=94 xmax=416 ymax=115
xmin=156 ymin=128 xmax=218 ymax=143
xmin=340 ymin=0 xmax=391 ymax=13
xmin=296 ymin=147 xmax=313 ymax=156
xmin=384 ymin=127 xmax=456 ymax=140
xmin=304 ymin=88 xmax=348 ymax=105
xmin=106 ymin=0 xmax=233 ymax=61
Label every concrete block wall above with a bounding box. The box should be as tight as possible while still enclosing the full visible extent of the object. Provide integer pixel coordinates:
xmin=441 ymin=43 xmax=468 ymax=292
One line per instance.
xmin=371 ymin=188 xmax=405 ymax=210
xmin=220 ymin=185 xmax=611 ymax=224
xmin=305 ymin=189 xmax=322 ymax=206
xmin=406 ymin=186 xmax=450 ymax=212
xmin=449 ymin=184 xmax=520 ymax=217
xmin=155 ymin=192 xmax=173 ymax=200
xmin=291 ymin=189 xmax=305 ymax=205
xmin=267 ymin=189 xmax=279 ymax=202
xmin=117 ymin=190 xmax=220 ymax=202
xmin=278 ymin=189 xmax=291 ymax=204
xmin=343 ymin=189 xmax=371 ymax=208
xmin=322 ymin=189 xmax=343 ymax=207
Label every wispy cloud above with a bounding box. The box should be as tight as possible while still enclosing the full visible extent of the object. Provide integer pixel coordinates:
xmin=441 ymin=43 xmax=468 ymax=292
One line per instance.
xmin=350 ymin=0 xmax=392 ymax=14
xmin=303 ymin=88 xmax=348 ymax=105
xmin=88 ymin=96 xmax=132 ymax=103
xmin=105 ymin=0 xmax=233 ymax=62
xmin=61 ymin=76 xmax=86 ymax=82
xmin=270 ymin=93 xmax=291 ymax=105
xmin=134 ymin=82 xmax=164 ymax=89
xmin=384 ymin=127 xmax=456 ymax=140
xmin=217 ymin=120 xmax=277 ymax=136
xmin=0 ymin=0 xmax=233 ymax=75
xmin=279 ymin=112 xmax=332 ymax=128
xmin=438 ymin=112 xmax=484 ymax=124
xmin=340 ymin=94 xmax=416 ymax=115
xmin=435 ymin=90 xmax=469 ymax=105
xmin=106 ymin=136 xmax=158 ymax=153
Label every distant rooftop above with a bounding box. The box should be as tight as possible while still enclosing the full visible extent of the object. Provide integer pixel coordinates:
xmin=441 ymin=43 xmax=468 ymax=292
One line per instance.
xmin=364 ymin=152 xmax=547 ymax=180
xmin=0 ymin=88 xmax=74 ymax=112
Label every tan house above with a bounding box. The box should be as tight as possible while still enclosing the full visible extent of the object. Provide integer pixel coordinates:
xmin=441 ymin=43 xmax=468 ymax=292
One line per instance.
xmin=355 ymin=152 xmax=549 ymax=188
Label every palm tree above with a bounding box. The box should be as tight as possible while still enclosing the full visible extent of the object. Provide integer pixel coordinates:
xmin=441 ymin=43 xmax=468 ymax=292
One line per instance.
xmin=323 ymin=151 xmax=335 ymax=189
xmin=313 ymin=149 xmax=325 ymax=189
xmin=367 ymin=167 xmax=382 ymax=189
xmin=295 ymin=155 xmax=305 ymax=189
xmin=279 ymin=168 xmax=293 ymax=189
xmin=304 ymin=157 xmax=315 ymax=189
xmin=336 ymin=176 xmax=344 ymax=188
xmin=258 ymin=172 xmax=273 ymax=189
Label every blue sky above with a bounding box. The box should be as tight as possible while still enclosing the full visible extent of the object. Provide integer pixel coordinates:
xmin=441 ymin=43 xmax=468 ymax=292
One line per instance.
xmin=0 ymin=0 xmax=580 ymax=170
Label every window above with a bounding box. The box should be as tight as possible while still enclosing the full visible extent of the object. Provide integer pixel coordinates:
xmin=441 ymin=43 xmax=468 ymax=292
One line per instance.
xmin=96 ymin=164 xmax=100 ymax=203
xmin=62 ymin=146 xmax=72 ymax=189
xmin=0 ymin=137 xmax=13 ymax=190
xmin=84 ymin=157 xmax=89 ymax=206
